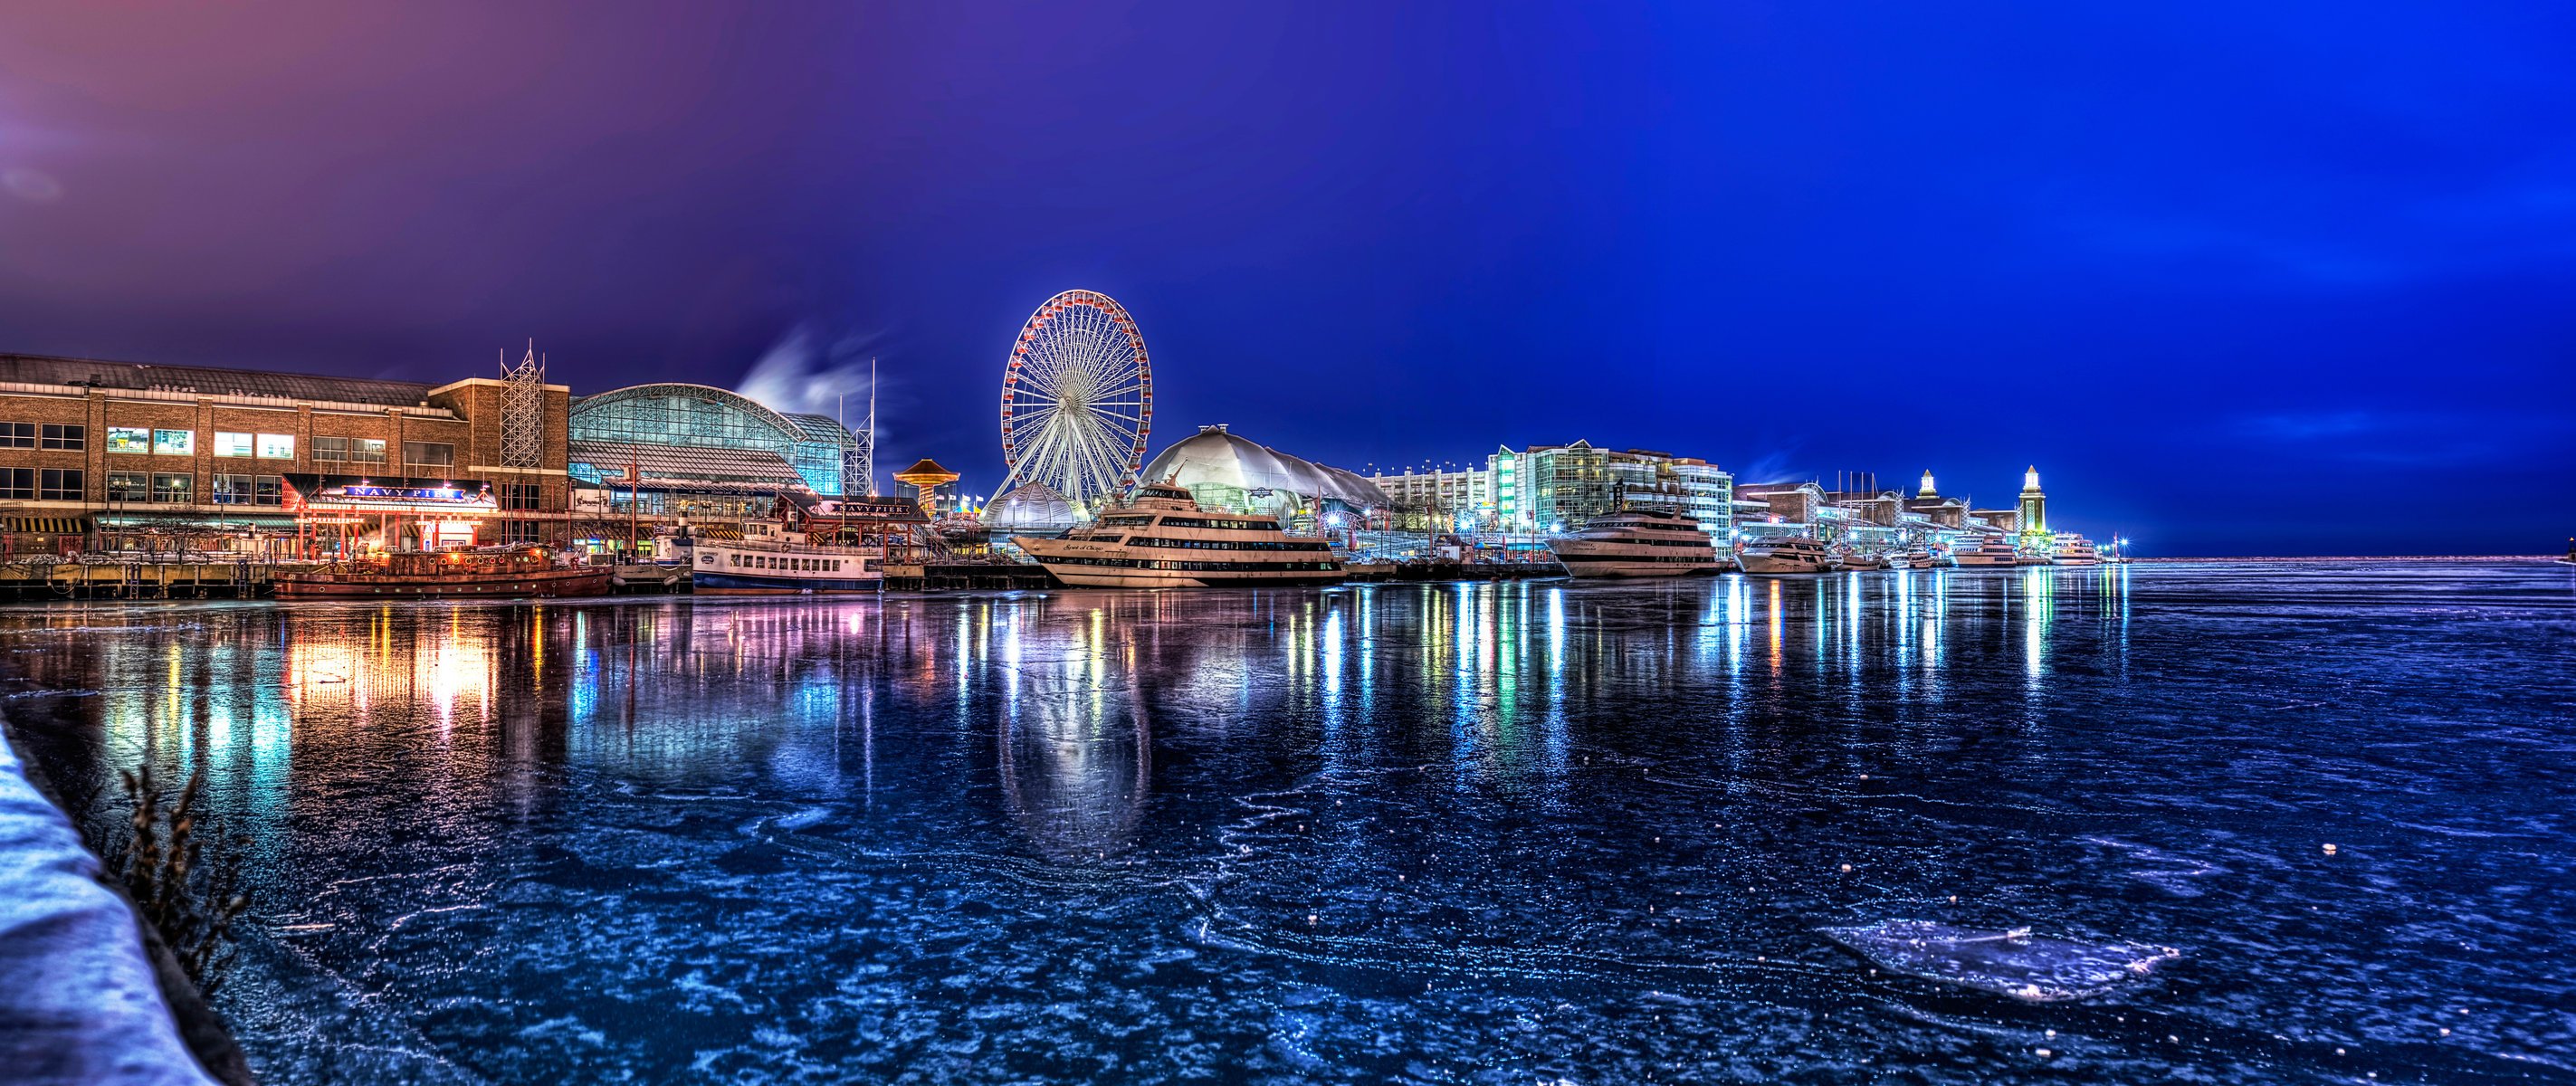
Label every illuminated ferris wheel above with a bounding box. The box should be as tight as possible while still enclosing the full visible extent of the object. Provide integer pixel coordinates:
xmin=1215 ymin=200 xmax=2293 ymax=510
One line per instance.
xmin=997 ymin=290 xmax=1153 ymax=510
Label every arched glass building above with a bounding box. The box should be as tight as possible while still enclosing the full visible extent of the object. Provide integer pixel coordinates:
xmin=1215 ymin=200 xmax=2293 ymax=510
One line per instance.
xmin=568 ymin=384 xmax=858 ymax=510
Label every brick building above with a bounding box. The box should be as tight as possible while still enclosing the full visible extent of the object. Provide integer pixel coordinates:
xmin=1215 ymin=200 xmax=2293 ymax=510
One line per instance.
xmin=0 ymin=354 xmax=571 ymax=556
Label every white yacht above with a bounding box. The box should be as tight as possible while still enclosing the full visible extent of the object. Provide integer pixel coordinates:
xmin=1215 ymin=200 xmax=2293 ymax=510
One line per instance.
xmin=1837 ymin=549 xmax=1889 ymax=572
xmin=2053 ymin=534 xmax=2102 ymax=567
xmin=1952 ymin=538 xmax=2020 ymax=567
xmin=692 ymin=519 xmax=883 ymax=594
xmin=1545 ymin=509 xmax=1727 ymax=578
xmin=1015 ymin=482 xmax=1343 ymax=588
xmin=1737 ymin=536 xmax=1830 ymax=575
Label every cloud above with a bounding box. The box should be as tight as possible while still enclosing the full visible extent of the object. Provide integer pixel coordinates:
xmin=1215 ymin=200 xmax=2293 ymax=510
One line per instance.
xmin=1 ymin=167 xmax=62 ymax=202
xmin=734 ymin=324 xmax=886 ymax=425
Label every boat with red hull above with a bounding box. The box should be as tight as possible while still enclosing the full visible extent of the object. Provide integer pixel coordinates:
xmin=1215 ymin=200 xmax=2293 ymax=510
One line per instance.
xmin=272 ymin=547 xmax=613 ymax=600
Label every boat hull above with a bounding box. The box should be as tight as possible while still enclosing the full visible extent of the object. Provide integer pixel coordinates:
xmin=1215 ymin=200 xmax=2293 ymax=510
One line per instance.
xmin=692 ymin=572 xmax=883 ymax=595
xmin=272 ymin=568 xmax=614 ymax=599
xmin=1546 ymin=544 xmax=1725 ymax=578
xmin=1036 ymin=567 xmax=1350 ymax=589
xmin=1740 ymin=554 xmax=1825 ymax=575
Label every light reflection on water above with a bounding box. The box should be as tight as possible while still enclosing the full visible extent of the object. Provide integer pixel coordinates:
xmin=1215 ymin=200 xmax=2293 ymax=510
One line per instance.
xmin=3 ymin=562 xmax=2571 ymax=1085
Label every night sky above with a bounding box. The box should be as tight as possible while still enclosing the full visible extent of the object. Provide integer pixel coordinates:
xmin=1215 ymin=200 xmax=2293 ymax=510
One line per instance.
xmin=3 ymin=4 xmax=2570 ymax=556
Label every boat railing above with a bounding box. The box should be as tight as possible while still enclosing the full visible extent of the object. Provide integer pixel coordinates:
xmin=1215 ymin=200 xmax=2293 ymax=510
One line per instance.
xmin=715 ymin=537 xmax=881 ymax=556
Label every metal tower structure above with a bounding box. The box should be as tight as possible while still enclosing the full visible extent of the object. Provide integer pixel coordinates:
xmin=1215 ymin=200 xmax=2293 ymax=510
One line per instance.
xmin=840 ymin=358 xmax=877 ymax=497
xmin=500 ymin=342 xmax=545 ymax=470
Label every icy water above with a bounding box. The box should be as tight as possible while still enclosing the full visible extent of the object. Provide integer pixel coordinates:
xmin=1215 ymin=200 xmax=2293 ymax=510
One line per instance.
xmin=4 ymin=562 xmax=2572 ymax=1084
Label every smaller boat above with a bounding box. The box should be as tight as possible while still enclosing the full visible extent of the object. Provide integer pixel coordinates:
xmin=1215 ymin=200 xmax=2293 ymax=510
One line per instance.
xmin=273 ymin=546 xmax=611 ymax=599
xmin=1546 ymin=509 xmax=1726 ymax=578
xmin=1904 ymin=548 xmax=1941 ymax=569
xmin=1952 ymin=538 xmax=2019 ymax=567
xmin=1738 ymin=536 xmax=1830 ymax=575
xmin=2053 ymin=534 xmax=2102 ymax=567
xmin=1837 ymin=549 xmax=1887 ymax=572
xmin=692 ymin=519 xmax=884 ymax=595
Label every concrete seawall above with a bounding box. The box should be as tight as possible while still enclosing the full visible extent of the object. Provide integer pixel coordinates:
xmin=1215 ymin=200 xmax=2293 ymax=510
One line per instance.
xmin=0 ymin=730 xmax=226 ymax=1085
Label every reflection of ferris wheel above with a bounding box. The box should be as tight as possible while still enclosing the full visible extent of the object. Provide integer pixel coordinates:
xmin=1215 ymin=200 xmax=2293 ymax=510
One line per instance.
xmin=997 ymin=290 xmax=1153 ymax=509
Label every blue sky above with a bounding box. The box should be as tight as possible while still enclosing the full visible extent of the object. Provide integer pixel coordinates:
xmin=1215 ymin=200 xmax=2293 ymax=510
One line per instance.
xmin=2 ymin=3 xmax=2570 ymax=554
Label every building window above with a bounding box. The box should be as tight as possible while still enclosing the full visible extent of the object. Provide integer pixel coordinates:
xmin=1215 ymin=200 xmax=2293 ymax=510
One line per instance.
xmin=211 ymin=473 xmax=281 ymax=506
xmin=41 ymin=424 xmax=85 ymax=451
xmin=0 ymin=469 xmax=30 ymax=500
xmin=214 ymin=432 xmax=255 ymax=457
xmin=257 ymin=433 xmax=295 ymax=459
xmin=0 ymin=424 xmax=32 ymax=449
xmin=39 ymin=469 xmax=82 ymax=501
xmin=501 ymin=520 xmax=542 ymax=545
xmin=107 ymin=427 xmax=151 ymax=454
xmin=149 ymin=472 xmax=193 ymax=503
xmin=313 ymin=436 xmax=386 ymax=465
xmin=107 ymin=472 xmax=147 ymax=501
xmin=403 ymin=441 xmax=455 ymax=473
xmin=153 ymin=429 xmax=195 ymax=455
xmin=501 ymin=482 xmax=542 ymax=511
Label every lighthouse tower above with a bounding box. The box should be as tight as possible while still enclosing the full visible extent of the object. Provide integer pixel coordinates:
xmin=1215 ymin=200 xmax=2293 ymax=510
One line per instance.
xmin=1918 ymin=469 xmax=1939 ymax=499
xmin=2018 ymin=465 xmax=2048 ymax=548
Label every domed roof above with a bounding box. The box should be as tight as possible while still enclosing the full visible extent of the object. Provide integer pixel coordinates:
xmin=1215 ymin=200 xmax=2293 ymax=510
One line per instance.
xmin=1139 ymin=425 xmax=1390 ymax=510
xmin=981 ymin=482 xmax=1085 ymax=532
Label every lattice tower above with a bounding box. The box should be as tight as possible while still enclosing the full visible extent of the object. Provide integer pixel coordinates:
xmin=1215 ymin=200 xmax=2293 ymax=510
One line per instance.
xmin=500 ymin=343 xmax=545 ymax=469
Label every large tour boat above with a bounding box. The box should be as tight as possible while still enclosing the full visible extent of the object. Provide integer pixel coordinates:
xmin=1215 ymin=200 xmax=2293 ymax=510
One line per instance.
xmin=272 ymin=546 xmax=612 ymax=599
xmin=1952 ymin=538 xmax=2021 ymax=567
xmin=1014 ymin=482 xmax=1344 ymax=588
xmin=1545 ymin=509 xmax=1727 ymax=578
xmin=2053 ymin=534 xmax=2103 ymax=567
xmin=1737 ymin=536 xmax=1830 ymax=575
xmin=690 ymin=519 xmax=883 ymax=595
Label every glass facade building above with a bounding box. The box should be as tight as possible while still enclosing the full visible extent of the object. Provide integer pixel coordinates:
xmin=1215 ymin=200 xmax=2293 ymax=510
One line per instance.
xmin=568 ymin=384 xmax=857 ymax=498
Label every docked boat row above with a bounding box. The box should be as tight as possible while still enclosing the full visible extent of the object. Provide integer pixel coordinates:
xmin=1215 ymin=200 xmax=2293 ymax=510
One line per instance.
xmin=269 ymin=485 xmax=2122 ymax=598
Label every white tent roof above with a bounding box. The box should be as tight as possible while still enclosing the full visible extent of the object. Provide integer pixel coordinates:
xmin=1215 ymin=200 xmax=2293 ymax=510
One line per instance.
xmin=1139 ymin=425 xmax=1390 ymax=510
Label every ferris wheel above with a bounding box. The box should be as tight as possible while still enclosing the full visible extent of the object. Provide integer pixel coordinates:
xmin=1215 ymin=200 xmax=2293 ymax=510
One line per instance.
xmin=997 ymin=290 xmax=1153 ymax=509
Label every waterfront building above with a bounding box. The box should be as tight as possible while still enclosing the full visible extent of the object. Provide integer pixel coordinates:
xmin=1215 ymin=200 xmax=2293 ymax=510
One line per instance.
xmin=2018 ymin=465 xmax=2051 ymax=548
xmin=1903 ymin=470 xmax=1970 ymax=530
xmin=0 ymin=351 xmax=570 ymax=555
xmin=1140 ymin=424 xmax=1388 ymax=529
xmin=1370 ymin=463 xmax=1492 ymax=528
xmin=567 ymin=383 xmax=861 ymax=535
xmin=1418 ymin=441 xmax=1732 ymax=536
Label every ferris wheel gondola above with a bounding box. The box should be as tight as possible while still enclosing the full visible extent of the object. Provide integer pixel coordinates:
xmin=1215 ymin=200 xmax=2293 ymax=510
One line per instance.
xmin=995 ymin=290 xmax=1152 ymax=511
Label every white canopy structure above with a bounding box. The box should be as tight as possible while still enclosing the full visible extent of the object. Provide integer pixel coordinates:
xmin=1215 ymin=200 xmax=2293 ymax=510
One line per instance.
xmin=1137 ymin=424 xmax=1389 ymax=517
xmin=980 ymin=482 xmax=1086 ymax=535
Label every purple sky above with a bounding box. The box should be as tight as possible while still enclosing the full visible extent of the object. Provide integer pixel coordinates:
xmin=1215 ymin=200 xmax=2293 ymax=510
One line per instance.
xmin=4 ymin=3 xmax=2572 ymax=554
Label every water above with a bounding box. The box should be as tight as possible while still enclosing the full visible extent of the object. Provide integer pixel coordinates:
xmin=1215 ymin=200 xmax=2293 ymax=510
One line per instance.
xmin=3 ymin=562 xmax=2571 ymax=1084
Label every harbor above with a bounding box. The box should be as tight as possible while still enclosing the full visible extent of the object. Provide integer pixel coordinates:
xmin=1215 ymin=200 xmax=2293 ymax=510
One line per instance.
xmin=0 ymin=342 xmax=2131 ymax=603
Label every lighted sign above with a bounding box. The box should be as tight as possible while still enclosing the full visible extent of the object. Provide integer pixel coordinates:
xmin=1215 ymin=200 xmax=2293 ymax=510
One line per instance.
xmin=342 ymin=484 xmax=474 ymax=502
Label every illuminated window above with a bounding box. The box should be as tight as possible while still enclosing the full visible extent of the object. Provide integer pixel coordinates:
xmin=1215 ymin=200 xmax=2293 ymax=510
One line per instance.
xmin=214 ymin=432 xmax=255 ymax=457
xmin=211 ymin=474 xmax=281 ymax=506
xmin=153 ymin=429 xmax=194 ymax=454
xmin=107 ymin=472 xmax=146 ymax=501
xmin=107 ymin=427 xmax=151 ymax=454
xmin=149 ymin=472 xmax=193 ymax=503
xmin=257 ymin=433 xmax=295 ymax=459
